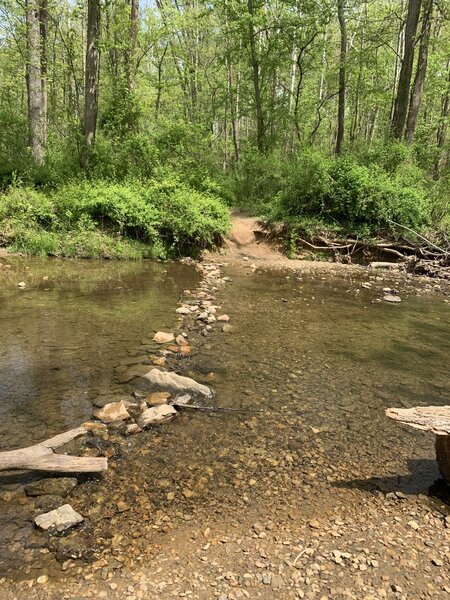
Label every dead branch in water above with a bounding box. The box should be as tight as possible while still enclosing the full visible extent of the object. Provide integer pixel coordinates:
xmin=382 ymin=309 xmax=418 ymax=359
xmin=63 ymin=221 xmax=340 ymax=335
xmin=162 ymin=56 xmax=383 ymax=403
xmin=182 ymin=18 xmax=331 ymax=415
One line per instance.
xmin=0 ymin=427 xmax=108 ymax=473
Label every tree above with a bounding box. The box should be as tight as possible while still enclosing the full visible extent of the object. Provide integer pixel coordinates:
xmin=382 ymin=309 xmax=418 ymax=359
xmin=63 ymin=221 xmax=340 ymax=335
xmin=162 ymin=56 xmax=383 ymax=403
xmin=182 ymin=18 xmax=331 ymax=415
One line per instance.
xmin=405 ymin=0 xmax=434 ymax=143
xmin=26 ymin=0 xmax=47 ymax=166
xmin=84 ymin=0 xmax=101 ymax=155
xmin=335 ymin=0 xmax=346 ymax=154
xmin=391 ymin=0 xmax=422 ymax=139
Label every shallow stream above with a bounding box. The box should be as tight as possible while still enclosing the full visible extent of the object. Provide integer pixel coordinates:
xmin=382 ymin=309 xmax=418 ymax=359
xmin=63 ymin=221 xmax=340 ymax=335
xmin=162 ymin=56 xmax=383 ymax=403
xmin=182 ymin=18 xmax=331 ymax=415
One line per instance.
xmin=0 ymin=258 xmax=449 ymax=579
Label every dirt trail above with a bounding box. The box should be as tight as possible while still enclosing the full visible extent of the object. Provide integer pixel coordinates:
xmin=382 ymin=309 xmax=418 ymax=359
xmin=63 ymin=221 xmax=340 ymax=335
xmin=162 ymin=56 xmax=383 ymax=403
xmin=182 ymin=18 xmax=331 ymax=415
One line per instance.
xmin=205 ymin=212 xmax=361 ymax=275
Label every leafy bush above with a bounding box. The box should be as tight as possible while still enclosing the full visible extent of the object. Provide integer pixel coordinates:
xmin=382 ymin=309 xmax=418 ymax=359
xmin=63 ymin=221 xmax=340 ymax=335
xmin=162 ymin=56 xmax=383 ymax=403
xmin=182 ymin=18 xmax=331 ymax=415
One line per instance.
xmin=230 ymin=147 xmax=283 ymax=212
xmin=0 ymin=178 xmax=230 ymax=258
xmin=270 ymin=150 xmax=430 ymax=236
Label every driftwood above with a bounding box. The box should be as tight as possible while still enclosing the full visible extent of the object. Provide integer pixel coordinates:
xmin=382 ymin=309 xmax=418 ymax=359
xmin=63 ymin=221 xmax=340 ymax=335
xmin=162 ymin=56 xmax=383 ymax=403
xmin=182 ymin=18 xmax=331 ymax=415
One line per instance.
xmin=386 ymin=406 xmax=450 ymax=484
xmin=0 ymin=427 xmax=108 ymax=473
xmin=386 ymin=406 xmax=450 ymax=435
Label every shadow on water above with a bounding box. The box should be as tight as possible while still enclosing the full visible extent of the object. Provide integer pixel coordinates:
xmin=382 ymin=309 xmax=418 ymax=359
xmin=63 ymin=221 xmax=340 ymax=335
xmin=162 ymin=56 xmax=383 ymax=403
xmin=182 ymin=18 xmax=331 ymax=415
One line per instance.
xmin=332 ymin=458 xmax=447 ymax=497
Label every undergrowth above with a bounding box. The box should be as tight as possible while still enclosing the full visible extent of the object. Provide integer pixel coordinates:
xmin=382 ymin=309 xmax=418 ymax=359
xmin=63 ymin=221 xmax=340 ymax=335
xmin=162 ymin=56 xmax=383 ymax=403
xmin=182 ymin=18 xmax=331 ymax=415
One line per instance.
xmin=0 ymin=179 xmax=230 ymax=259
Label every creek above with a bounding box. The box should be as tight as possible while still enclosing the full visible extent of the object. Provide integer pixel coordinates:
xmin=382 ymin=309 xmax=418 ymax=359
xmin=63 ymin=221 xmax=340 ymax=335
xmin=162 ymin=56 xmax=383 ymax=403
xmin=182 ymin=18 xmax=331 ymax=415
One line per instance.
xmin=0 ymin=258 xmax=449 ymax=579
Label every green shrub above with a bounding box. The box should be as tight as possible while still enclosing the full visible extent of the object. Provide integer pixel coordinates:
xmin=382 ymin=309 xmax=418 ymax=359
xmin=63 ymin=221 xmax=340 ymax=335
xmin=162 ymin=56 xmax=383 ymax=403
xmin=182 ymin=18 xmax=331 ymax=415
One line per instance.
xmin=270 ymin=151 xmax=430 ymax=236
xmin=0 ymin=178 xmax=230 ymax=258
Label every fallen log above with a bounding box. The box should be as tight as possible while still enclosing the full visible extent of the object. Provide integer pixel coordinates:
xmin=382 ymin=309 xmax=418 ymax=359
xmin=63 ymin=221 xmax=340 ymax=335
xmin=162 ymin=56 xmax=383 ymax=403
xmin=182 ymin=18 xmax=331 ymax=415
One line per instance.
xmin=0 ymin=427 xmax=108 ymax=473
xmin=386 ymin=406 xmax=450 ymax=484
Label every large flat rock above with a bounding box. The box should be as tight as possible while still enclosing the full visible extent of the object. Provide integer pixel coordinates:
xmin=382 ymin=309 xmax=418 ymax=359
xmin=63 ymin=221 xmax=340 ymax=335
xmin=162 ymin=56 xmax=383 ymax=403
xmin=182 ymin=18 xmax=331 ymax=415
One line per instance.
xmin=135 ymin=368 xmax=212 ymax=397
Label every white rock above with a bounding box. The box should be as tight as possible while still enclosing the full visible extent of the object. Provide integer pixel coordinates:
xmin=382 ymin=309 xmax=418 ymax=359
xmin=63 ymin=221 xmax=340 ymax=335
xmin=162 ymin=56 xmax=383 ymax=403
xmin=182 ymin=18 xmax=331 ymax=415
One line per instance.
xmin=137 ymin=368 xmax=212 ymax=397
xmin=35 ymin=504 xmax=83 ymax=533
xmin=138 ymin=404 xmax=177 ymax=428
xmin=176 ymin=306 xmax=190 ymax=315
xmin=383 ymin=294 xmax=401 ymax=303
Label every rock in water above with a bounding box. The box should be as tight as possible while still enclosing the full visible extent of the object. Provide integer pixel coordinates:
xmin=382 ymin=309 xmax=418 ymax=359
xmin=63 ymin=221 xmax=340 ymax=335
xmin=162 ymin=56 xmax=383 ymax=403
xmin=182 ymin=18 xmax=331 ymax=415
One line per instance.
xmin=176 ymin=335 xmax=189 ymax=346
xmin=94 ymin=401 xmax=130 ymax=423
xmin=153 ymin=331 xmax=175 ymax=343
xmin=146 ymin=391 xmax=171 ymax=405
xmin=383 ymin=294 xmax=402 ymax=303
xmin=175 ymin=307 xmax=190 ymax=315
xmin=136 ymin=369 xmax=212 ymax=397
xmin=25 ymin=477 xmax=78 ymax=497
xmin=35 ymin=504 xmax=84 ymax=533
xmin=138 ymin=404 xmax=177 ymax=428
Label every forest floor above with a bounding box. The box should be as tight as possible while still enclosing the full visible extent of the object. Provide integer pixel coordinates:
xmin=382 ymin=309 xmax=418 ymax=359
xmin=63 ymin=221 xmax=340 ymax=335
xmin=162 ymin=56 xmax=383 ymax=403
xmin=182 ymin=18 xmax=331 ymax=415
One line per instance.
xmin=1 ymin=213 xmax=450 ymax=600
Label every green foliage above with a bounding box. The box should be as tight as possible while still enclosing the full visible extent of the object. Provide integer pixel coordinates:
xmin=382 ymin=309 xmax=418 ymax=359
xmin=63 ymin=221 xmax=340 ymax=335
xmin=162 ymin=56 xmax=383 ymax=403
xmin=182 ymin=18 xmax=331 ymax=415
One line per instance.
xmin=269 ymin=150 xmax=430 ymax=236
xmin=0 ymin=178 xmax=230 ymax=258
xmin=230 ymin=147 xmax=283 ymax=212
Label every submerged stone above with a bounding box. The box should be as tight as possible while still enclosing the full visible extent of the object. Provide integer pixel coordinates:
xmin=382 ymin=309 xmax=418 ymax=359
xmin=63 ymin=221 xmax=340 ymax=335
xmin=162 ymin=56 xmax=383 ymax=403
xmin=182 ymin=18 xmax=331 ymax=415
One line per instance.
xmin=383 ymin=294 xmax=402 ymax=303
xmin=25 ymin=477 xmax=78 ymax=497
xmin=153 ymin=331 xmax=175 ymax=343
xmin=136 ymin=368 xmax=212 ymax=397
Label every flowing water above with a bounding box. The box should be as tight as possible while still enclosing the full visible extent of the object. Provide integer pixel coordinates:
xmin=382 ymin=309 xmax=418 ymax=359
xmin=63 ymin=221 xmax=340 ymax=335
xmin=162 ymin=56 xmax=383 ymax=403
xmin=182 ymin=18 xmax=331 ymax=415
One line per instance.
xmin=0 ymin=259 xmax=449 ymax=579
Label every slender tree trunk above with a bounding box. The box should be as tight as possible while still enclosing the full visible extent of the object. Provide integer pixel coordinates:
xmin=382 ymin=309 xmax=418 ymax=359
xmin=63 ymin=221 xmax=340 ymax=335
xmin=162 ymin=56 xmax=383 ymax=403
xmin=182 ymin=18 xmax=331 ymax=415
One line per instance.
xmin=405 ymin=0 xmax=433 ymax=143
xmin=391 ymin=0 xmax=422 ymax=139
xmin=435 ymin=60 xmax=450 ymax=177
xmin=390 ymin=1 xmax=405 ymax=122
xmin=26 ymin=0 xmax=47 ymax=166
xmin=368 ymin=107 xmax=380 ymax=147
xmin=84 ymin=0 xmax=101 ymax=154
xmin=350 ymin=6 xmax=365 ymax=145
xmin=335 ymin=0 xmax=347 ymax=154
xmin=155 ymin=45 xmax=167 ymax=119
xmin=247 ymin=0 xmax=265 ymax=152
xmin=126 ymin=0 xmax=139 ymax=91
xmin=39 ymin=0 xmax=48 ymax=144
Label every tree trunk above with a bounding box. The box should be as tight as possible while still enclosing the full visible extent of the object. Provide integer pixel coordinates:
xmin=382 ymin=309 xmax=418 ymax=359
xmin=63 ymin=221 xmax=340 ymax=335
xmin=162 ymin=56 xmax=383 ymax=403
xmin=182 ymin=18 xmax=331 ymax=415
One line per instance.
xmin=126 ymin=0 xmax=139 ymax=91
xmin=247 ymin=0 xmax=265 ymax=152
xmin=39 ymin=0 xmax=48 ymax=145
xmin=335 ymin=0 xmax=347 ymax=154
xmin=26 ymin=0 xmax=47 ymax=166
xmin=84 ymin=0 xmax=101 ymax=154
xmin=391 ymin=0 xmax=422 ymax=140
xmin=405 ymin=0 xmax=433 ymax=143
xmin=435 ymin=60 xmax=450 ymax=177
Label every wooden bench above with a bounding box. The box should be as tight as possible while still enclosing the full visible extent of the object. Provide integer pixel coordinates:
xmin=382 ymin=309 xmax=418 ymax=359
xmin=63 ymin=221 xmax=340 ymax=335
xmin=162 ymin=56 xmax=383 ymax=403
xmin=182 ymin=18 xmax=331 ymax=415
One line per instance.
xmin=386 ymin=406 xmax=450 ymax=484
